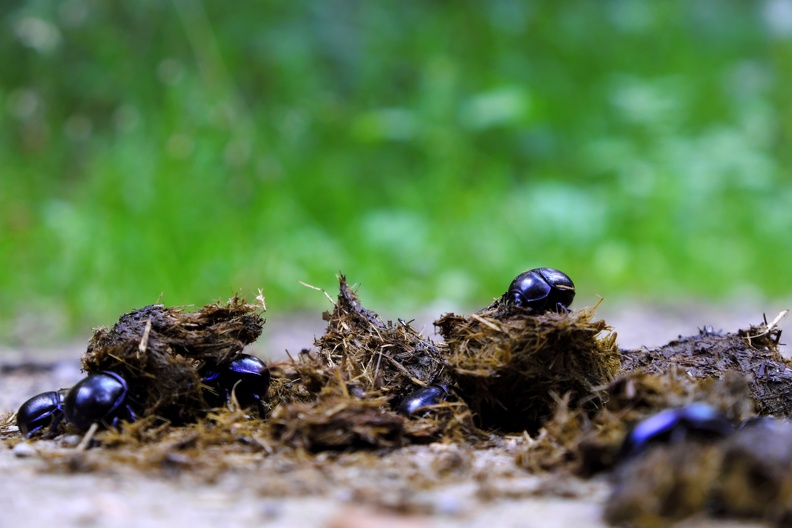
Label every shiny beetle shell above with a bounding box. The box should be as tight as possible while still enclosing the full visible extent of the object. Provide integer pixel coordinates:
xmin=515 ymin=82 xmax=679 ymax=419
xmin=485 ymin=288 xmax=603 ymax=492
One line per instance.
xmin=16 ymin=390 xmax=67 ymax=437
xmin=507 ymin=267 xmax=575 ymax=314
xmin=64 ymin=371 xmax=132 ymax=431
xmin=398 ymin=385 xmax=450 ymax=416
xmin=202 ymin=354 xmax=270 ymax=409
xmin=620 ymin=403 xmax=734 ymax=459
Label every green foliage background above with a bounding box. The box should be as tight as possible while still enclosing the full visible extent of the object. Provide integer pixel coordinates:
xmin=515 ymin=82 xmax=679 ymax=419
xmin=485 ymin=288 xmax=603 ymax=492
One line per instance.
xmin=2 ymin=1 xmax=791 ymax=340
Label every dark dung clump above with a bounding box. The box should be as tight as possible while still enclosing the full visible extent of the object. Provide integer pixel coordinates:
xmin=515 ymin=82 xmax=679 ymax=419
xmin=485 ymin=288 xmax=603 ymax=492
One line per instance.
xmin=619 ymin=321 xmax=791 ymax=415
xmin=81 ymin=296 xmax=265 ymax=424
xmin=605 ymin=420 xmax=792 ymax=527
xmin=594 ymin=314 xmax=792 ymax=527
xmin=270 ymin=276 xmax=478 ymax=449
xmin=515 ymin=316 xmax=787 ymax=480
xmin=309 ymin=276 xmax=447 ymax=401
xmin=436 ymin=299 xmax=620 ymax=433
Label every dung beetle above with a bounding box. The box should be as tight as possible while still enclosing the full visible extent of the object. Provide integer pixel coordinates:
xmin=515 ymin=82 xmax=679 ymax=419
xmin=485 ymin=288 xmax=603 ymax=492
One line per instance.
xmin=16 ymin=389 xmax=68 ymax=437
xmin=398 ymin=385 xmax=450 ymax=416
xmin=507 ymin=267 xmax=575 ymax=314
xmin=620 ymin=403 xmax=734 ymax=460
xmin=64 ymin=371 xmax=136 ymax=431
xmin=202 ymin=354 xmax=270 ymax=410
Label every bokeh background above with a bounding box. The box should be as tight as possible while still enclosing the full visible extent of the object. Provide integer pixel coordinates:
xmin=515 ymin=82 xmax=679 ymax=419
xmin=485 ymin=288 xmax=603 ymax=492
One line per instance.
xmin=3 ymin=0 xmax=792 ymax=345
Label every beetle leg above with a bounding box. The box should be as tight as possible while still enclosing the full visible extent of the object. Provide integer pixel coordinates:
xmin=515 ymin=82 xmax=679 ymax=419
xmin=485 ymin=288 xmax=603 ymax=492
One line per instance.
xmin=124 ymin=405 xmax=138 ymax=423
xmin=45 ymin=411 xmax=66 ymax=437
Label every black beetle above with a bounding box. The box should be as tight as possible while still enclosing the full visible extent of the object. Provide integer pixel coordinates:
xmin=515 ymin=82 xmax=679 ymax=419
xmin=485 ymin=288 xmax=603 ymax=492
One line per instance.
xmin=620 ymin=403 xmax=734 ymax=460
xmin=507 ymin=268 xmax=575 ymax=314
xmin=398 ymin=385 xmax=450 ymax=416
xmin=64 ymin=371 xmax=136 ymax=431
xmin=16 ymin=389 xmax=68 ymax=437
xmin=202 ymin=354 xmax=270 ymax=410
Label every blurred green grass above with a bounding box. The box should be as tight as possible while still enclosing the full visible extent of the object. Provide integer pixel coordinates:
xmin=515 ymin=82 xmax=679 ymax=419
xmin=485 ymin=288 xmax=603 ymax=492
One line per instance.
xmin=2 ymin=1 xmax=792 ymax=342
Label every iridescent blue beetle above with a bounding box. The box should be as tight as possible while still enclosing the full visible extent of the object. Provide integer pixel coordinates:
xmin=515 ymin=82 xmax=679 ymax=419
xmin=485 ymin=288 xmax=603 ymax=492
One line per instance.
xmin=507 ymin=268 xmax=575 ymax=314
xmin=16 ymin=389 xmax=69 ymax=437
xmin=398 ymin=385 xmax=450 ymax=416
xmin=620 ymin=403 xmax=734 ymax=459
xmin=201 ymin=354 xmax=270 ymax=410
xmin=64 ymin=371 xmax=137 ymax=431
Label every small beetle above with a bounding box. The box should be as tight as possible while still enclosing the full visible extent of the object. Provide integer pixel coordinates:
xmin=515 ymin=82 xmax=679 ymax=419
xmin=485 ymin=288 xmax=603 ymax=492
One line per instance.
xmin=398 ymin=385 xmax=450 ymax=416
xmin=16 ymin=389 xmax=68 ymax=437
xmin=507 ymin=268 xmax=575 ymax=314
xmin=202 ymin=354 xmax=270 ymax=410
xmin=64 ymin=371 xmax=136 ymax=431
xmin=620 ymin=403 xmax=734 ymax=460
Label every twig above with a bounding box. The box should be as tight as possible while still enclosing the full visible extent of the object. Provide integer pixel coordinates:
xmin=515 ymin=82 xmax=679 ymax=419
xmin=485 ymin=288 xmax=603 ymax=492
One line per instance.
xmin=384 ymin=356 xmax=428 ymax=387
xmin=336 ymin=368 xmax=349 ymax=398
xmin=255 ymin=288 xmax=267 ymax=311
xmin=76 ymin=422 xmax=99 ymax=451
xmin=373 ymin=344 xmax=390 ymax=384
xmin=299 ymin=281 xmax=336 ymax=305
xmin=745 ymin=310 xmax=788 ymax=340
xmin=470 ymin=313 xmax=502 ymax=332
xmin=137 ymin=317 xmax=153 ymax=359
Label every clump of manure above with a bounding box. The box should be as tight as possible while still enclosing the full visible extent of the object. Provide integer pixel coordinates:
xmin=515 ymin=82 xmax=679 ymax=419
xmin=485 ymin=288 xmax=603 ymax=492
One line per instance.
xmin=604 ymin=419 xmax=792 ymax=527
xmin=270 ymin=276 xmax=478 ymax=449
xmin=81 ymin=296 xmax=265 ymax=424
xmin=436 ymin=300 xmax=619 ymax=433
xmin=619 ymin=315 xmax=791 ymax=416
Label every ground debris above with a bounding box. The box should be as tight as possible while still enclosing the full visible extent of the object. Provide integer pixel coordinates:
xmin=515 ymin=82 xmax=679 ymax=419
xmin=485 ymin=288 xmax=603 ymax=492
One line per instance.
xmin=38 ymin=407 xmax=270 ymax=477
xmin=270 ymin=395 xmax=407 ymax=450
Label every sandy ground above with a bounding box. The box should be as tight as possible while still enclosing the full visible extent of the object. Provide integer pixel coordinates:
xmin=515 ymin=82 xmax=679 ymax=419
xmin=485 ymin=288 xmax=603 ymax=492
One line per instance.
xmin=1 ymin=299 xmax=788 ymax=528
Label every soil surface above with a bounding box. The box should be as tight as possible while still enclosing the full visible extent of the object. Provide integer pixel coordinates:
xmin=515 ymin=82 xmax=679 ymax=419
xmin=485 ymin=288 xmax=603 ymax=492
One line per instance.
xmin=1 ymin=299 xmax=788 ymax=528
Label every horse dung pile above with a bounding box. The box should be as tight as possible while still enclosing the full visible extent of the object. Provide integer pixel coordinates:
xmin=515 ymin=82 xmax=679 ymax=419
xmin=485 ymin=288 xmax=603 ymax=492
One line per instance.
xmin=3 ymin=270 xmax=791 ymax=527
